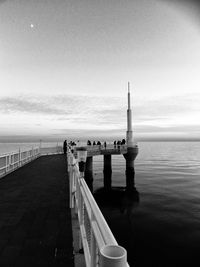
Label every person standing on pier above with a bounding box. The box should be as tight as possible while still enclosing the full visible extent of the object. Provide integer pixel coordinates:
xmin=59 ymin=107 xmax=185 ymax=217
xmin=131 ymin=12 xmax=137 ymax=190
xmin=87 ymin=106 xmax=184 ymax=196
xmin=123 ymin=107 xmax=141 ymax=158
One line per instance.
xmin=114 ymin=140 xmax=116 ymax=148
xmin=63 ymin=140 xmax=67 ymax=154
xmin=117 ymin=140 xmax=121 ymax=150
xmin=104 ymin=141 xmax=107 ymax=149
xmin=87 ymin=140 xmax=91 ymax=145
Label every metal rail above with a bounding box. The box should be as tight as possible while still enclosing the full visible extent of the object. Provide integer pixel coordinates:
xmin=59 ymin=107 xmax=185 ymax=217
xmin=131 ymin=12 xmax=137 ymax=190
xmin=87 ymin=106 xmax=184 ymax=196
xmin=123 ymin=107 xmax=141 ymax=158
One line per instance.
xmin=0 ymin=146 xmax=63 ymax=179
xmin=0 ymin=148 xmax=40 ymax=178
xmin=68 ymin=151 xmax=129 ymax=267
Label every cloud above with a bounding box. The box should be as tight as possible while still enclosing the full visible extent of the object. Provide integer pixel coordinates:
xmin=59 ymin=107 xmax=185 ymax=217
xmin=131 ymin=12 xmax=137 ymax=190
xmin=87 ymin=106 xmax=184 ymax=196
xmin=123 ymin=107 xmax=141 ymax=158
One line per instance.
xmin=133 ymin=93 xmax=200 ymax=124
xmin=0 ymin=94 xmax=125 ymax=129
xmin=160 ymin=0 xmax=200 ymax=24
xmin=136 ymin=124 xmax=200 ymax=133
xmin=0 ymin=0 xmax=8 ymax=4
xmin=0 ymin=97 xmax=68 ymax=115
xmin=0 ymin=92 xmax=198 ymax=122
xmin=162 ymin=0 xmax=200 ymax=9
xmin=0 ymin=92 xmax=200 ymax=140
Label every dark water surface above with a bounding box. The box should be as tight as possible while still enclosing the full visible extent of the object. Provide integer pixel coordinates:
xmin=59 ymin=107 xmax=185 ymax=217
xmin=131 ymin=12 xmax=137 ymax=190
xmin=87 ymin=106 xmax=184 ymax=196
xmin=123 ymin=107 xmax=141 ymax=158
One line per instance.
xmin=93 ymin=142 xmax=200 ymax=267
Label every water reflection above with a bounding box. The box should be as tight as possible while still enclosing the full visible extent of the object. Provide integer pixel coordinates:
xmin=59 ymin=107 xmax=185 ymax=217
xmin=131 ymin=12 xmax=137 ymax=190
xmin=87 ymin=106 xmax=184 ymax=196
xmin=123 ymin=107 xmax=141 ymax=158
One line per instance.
xmin=94 ymin=186 xmax=139 ymax=217
xmin=93 ymin=186 xmax=139 ymax=266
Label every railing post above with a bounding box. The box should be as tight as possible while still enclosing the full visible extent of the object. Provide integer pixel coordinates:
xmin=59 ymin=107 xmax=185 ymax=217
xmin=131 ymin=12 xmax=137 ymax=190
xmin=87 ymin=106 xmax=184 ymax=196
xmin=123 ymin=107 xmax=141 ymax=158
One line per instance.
xmin=75 ymin=165 xmax=80 ymax=215
xmin=18 ymin=149 xmax=20 ymax=167
xmin=69 ymin=155 xmax=76 ymax=209
xmin=5 ymin=155 xmax=7 ymax=174
xmin=90 ymin=211 xmax=97 ymax=267
xmin=100 ymin=245 xmax=127 ymax=267
xmin=79 ymin=175 xmax=84 ymax=226
xmin=69 ymin=155 xmax=72 ymax=208
xmin=39 ymin=140 xmax=42 ymax=155
xmin=78 ymin=172 xmax=84 ymax=252
xmin=9 ymin=154 xmax=11 ymax=171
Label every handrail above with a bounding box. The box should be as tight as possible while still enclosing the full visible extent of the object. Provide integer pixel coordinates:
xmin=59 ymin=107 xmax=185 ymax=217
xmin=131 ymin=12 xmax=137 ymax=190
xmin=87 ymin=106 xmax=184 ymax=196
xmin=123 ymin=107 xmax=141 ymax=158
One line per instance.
xmin=0 ymin=145 xmax=63 ymax=179
xmin=68 ymin=151 xmax=129 ymax=267
xmin=0 ymin=147 xmax=40 ymax=179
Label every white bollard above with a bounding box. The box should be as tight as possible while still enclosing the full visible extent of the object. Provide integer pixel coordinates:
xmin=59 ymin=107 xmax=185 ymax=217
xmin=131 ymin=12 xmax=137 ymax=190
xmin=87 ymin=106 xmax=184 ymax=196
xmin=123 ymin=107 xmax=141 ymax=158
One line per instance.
xmin=100 ymin=245 xmax=127 ymax=267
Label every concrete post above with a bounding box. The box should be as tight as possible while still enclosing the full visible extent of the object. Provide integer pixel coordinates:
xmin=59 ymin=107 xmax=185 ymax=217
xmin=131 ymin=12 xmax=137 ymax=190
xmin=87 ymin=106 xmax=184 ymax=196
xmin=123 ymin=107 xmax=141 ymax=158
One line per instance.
xmin=103 ymin=155 xmax=112 ymax=191
xmin=123 ymin=147 xmax=138 ymax=192
xmin=85 ymin=156 xmax=93 ymax=192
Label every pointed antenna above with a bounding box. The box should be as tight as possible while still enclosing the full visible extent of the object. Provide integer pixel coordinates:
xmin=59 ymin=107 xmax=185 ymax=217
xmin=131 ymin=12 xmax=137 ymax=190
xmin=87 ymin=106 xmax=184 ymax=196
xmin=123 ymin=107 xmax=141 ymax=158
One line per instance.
xmin=128 ymin=82 xmax=131 ymax=109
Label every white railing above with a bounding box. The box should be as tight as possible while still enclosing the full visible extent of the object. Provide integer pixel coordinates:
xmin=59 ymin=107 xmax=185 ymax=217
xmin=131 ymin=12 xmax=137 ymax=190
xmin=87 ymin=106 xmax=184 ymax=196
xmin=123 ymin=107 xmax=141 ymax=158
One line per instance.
xmin=0 ymin=145 xmax=63 ymax=179
xmin=68 ymin=151 xmax=129 ymax=267
xmin=0 ymin=147 xmax=40 ymax=178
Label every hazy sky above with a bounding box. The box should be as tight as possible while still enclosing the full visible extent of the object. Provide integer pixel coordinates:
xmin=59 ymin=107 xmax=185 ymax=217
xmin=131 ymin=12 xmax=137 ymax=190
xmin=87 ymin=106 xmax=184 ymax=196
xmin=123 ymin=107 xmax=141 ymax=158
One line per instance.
xmin=1 ymin=0 xmax=200 ymax=141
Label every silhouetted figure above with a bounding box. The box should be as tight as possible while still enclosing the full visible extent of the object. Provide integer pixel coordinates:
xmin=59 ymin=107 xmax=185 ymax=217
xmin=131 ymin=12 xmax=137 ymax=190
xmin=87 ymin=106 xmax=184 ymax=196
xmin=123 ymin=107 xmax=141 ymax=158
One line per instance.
xmin=97 ymin=141 xmax=101 ymax=146
xmin=63 ymin=140 xmax=67 ymax=154
xmin=117 ymin=140 xmax=121 ymax=150
xmin=114 ymin=140 xmax=116 ymax=148
xmin=104 ymin=141 xmax=107 ymax=149
xmin=121 ymin=139 xmax=126 ymax=145
xmin=93 ymin=141 xmax=96 ymax=146
xmin=87 ymin=140 xmax=91 ymax=145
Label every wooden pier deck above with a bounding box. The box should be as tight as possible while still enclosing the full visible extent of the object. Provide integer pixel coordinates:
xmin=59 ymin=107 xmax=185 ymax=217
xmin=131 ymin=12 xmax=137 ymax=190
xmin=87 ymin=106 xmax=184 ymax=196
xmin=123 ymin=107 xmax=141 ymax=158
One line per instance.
xmin=0 ymin=154 xmax=74 ymax=267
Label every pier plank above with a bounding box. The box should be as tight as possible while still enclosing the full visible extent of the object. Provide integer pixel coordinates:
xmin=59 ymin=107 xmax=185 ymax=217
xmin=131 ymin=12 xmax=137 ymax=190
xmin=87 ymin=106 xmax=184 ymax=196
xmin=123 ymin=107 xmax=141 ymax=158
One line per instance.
xmin=0 ymin=155 xmax=74 ymax=267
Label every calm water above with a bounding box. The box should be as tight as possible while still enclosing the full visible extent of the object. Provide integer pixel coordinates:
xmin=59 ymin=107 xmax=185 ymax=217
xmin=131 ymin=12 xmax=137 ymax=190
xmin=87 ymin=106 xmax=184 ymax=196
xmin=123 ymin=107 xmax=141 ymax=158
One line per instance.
xmin=93 ymin=142 xmax=200 ymax=267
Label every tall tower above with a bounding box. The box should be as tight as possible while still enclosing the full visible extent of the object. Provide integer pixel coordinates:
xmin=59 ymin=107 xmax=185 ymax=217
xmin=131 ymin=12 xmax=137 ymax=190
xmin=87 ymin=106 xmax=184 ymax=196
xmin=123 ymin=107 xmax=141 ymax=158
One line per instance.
xmin=126 ymin=82 xmax=134 ymax=147
xmin=124 ymin=82 xmax=138 ymax=191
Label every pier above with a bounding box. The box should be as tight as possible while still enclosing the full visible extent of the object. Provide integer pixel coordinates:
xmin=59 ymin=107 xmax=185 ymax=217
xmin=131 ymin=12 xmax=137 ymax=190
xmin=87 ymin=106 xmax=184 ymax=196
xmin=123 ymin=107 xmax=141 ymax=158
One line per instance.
xmin=0 ymin=87 xmax=138 ymax=267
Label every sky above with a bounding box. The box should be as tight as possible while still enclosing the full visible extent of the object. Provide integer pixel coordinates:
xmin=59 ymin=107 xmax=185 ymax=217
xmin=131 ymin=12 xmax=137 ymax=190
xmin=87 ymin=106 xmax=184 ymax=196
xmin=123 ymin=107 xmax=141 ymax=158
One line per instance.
xmin=0 ymin=0 xmax=200 ymax=141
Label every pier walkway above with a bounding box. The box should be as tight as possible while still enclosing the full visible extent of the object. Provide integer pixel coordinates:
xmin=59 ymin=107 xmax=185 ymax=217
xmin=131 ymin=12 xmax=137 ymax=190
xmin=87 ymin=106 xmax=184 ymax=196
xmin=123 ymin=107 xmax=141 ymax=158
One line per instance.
xmin=0 ymin=154 xmax=74 ymax=267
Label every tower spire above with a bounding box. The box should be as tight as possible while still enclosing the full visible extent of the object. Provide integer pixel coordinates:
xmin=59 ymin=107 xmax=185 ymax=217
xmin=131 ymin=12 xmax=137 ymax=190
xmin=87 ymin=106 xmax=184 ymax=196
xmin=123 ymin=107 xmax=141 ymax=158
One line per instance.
xmin=126 ymin=82 xmax=134 ymax=147
xmin=128 ymin=81 xmax=130 ymax=109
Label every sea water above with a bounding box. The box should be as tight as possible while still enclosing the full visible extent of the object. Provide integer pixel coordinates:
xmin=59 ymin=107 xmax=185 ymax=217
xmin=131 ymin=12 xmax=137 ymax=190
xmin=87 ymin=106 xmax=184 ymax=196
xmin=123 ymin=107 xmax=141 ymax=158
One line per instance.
xmin=92 ymin=142 xmax=200 ymax=267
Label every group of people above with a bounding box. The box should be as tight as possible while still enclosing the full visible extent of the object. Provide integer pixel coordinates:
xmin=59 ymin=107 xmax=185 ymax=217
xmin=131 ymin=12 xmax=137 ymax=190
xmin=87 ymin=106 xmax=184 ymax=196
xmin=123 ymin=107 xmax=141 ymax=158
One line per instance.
xmin=114 ymin=139 xmax=126 ymax=146
xmin=87 ymin=140 xmax=102 ymax=146
xmin=63 ymin=140 xmax=78 ymax=154
xmin=63 ymin=138 xmax=127 ymax=154
xmin=87 ymin=139 xmax=126 ymax=149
